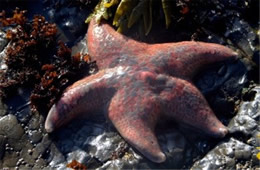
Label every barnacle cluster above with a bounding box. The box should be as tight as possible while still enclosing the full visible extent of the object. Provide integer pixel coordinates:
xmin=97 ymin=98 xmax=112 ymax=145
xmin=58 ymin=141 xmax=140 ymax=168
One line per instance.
xmin=86 ymin=0 xmax=190 ymax=35
xmin=0 ymin=9 xmax=96 ymax=112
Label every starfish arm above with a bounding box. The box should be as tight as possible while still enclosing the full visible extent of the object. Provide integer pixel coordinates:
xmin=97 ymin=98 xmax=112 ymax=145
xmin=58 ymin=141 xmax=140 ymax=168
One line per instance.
xmin=159 ymin=76 xmax=228 ymax=138
xmin=87 ymin=18 xmax=148 ymax=69
xmin=108 ymin=84 xmax=166 ymax=163
xmin=151 ymin=41 xmax=237 ymax=79
xmin=45 ymin=66 xmax=128 ymax=133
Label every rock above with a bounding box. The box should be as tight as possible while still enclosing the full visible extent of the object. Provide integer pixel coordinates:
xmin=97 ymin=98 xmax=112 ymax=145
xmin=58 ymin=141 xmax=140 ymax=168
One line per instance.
xmin=0 ymin=100 xmax=7 ymax=117
xmin=86 ymin=132 xmax=123 ymax=162
xmin=66 ymin=147 xmax=91 ymax=164
xmin=228 ymin=86 xmax=260 ymax=138
xmin=225 ymin=17 xmax=258 ymax=59
xmin=43 ymin=0 xmax=92 ymax=45
xmin=7 ymin=134 xmax=28 ymax=152
xmin=0 ymin=135 xmax=6 ymax=160
xmin=2 ymin=150 xmax=19 ymax=168
xmin=20 ymin=142 xmax=35 ymax=166
xmin=191 ymin=138 xmax=256 ymax=169
xmin=0 ymin=31 xmax=7 ymax=52
xmin=0 ymin=114 xmax=24 ymax=140
xmin=191 ymin=86 xmax=260 ymax=169
xmin=0 ymin=31 xmax=8 ymax=71
xmin=48 ymin=143 xmax=66 ymax=168
xmin=33 ymin=158 xmax=47 ymax=169
xmin=27 ymin=113 xmax=45 ymax=130
xmin=27 ymin=130 xmax=43 ymax=144
xmin=159 ymin=130 xmax=191 ymax=168
xmin=32 ymin=134 xmax=52 ymax=159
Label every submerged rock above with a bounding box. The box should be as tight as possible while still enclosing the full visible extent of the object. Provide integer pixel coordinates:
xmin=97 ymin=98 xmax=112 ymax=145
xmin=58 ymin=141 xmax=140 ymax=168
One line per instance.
xmin=0 ymin=31 xmax=8 ymax=72
xmin=0 ymin=31 xmax=7 ymax=52
xmin=228 ymin=86 xmax=260 ymax=146
xmin=191 ymin=138 xmax=257 ymax=169
xmin=191 ymin=86 xmax=260 ymax=169
xmin=0 ymin=114 xmax=24 ymax=140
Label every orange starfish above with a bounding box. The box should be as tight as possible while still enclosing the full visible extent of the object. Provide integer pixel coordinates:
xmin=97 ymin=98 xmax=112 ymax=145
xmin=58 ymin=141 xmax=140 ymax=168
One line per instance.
xmin=45 ymin=18 xmax=237 ymax=163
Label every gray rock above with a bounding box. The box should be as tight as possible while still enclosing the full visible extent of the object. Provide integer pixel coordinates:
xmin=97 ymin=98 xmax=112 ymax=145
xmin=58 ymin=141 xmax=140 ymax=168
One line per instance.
xmin=27 ymin=113 xmax=45 ymax=131
xmin=32 ymin=134 xmax=52 ymax=159
xmin=0 ymin=32 xmax=8 ymax=71
xmin=66 ymin=147 xmax=90 ymax=164
xmin=228 ymin=86 xmax=260 ymax=139
xmin=86 ymin=132 xmax=123 ymax=162
xmin=191 ymin=138 xmax=256 ymax=169
xmin=0 ymin=31 xmax=7 ymax=52
xmin=0 ymin=135 xmax=6 ymax=160
xmin=33 ymin=158 xmax=48 ymax=169
xmin=20 ymin=142 xmax=35 ymax=166
xmin=27 ymin=130 xmax=43 ymax=144
xmin=191 ymin=86 xmax=260 ymax=169
xmin=7 ymin=134 xmax=27 ymax=152
xmin=225 ymin=17 xmax=258 ymax=58
xmin=0 ymin=100 xmax=7 ymax=117
xmin=48 ymin=143 xmax=66 ymax=168
xmin=2 ymin=150 xmax=19 ymax=168
xmin=0 ymin=114 xmax=24 ymax=140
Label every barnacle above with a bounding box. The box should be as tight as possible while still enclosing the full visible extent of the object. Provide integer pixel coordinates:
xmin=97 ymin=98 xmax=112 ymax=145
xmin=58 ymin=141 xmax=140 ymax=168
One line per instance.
xmin=86 ymin=0 xmax=191 ymax=35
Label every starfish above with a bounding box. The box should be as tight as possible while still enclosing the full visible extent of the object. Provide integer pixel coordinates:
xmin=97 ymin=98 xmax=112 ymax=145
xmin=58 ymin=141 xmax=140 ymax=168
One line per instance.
xmin=45 ymin=18 xmax=237 ymax=163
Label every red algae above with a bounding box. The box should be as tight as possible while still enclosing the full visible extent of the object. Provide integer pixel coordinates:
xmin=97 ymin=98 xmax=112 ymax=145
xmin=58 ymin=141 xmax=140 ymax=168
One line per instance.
xmin=0 ymin=8 xmax=96 ymax=113
xmin=66 ymin=159 xmax=87 ymax=170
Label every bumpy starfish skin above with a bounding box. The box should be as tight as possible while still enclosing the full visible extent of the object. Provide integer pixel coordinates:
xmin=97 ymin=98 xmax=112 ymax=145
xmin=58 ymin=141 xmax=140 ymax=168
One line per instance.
xmin=45 ymin=19 xmax=237 ymax=163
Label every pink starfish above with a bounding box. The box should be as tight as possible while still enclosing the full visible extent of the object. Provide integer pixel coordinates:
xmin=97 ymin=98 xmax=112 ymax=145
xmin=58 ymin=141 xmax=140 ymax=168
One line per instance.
xmin=45 ymin=19 xmax=237 ymax=163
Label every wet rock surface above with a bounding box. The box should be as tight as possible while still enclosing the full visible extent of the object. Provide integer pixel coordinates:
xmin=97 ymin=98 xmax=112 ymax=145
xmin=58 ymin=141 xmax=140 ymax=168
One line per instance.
xmin=191 ymin=138 xmax=257 ymax=169
xmin=191 ymin=86 xmax=260 ymax=169
xmin=0 ymin=0 xmax=259 ymax=169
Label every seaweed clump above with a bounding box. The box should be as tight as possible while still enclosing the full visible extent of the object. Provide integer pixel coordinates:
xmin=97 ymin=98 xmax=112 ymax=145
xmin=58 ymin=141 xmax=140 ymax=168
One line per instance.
xmin=66 ymin=160 xmax=87 ymax=170
xmin=86 ymin=0 xmax=191 ymax=35
xmin=0 ymin=8 xmax=96 ymax=112
xmin=30 ymin=41 xmax=96 ymax=112
xmin=0 ymin=8 xmax=57 ymax=96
